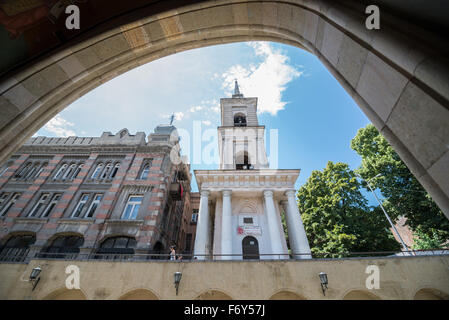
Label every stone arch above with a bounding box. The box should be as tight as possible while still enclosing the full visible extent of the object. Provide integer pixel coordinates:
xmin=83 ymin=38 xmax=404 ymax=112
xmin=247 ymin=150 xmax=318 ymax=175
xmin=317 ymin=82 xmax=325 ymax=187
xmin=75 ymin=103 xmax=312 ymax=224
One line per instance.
xmin=195 ymin=289 xmax=233 ymax=300
xmin=0 ymin=1 xmax=447 ymax=219
xmin=42 ymin=287 xmax=88 ymax=300
xmin=343 ymin=290 xmax=381 ymax=300
xmin=269 ymin=290 xmax=307 ymax=300
xmin=118 ymin=288 xmax=160 ymax=300
xmin=414 ymin=288 xmax=449 ymax=300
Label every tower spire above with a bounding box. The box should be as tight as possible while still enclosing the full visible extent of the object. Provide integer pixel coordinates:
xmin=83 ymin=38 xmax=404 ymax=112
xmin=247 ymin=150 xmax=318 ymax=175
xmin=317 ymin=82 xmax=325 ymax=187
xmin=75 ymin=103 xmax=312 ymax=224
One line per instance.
xmin=232 ymin=79 xmax=243 ymax=98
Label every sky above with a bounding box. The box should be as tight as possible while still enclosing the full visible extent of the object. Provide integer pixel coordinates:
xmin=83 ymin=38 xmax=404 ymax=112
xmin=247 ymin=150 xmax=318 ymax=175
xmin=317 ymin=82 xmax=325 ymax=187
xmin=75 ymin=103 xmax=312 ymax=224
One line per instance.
xmin=36 ymin=41 xmax=376 ymax=202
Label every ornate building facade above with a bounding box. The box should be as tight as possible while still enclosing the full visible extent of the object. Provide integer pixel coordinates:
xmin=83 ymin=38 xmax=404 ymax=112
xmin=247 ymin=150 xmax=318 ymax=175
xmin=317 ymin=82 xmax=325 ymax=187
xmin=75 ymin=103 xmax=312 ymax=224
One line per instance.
xmin=0 ymin=124 xmax=191 ymax=262
xmin=193 ymin=81 xmax=311 ymax=260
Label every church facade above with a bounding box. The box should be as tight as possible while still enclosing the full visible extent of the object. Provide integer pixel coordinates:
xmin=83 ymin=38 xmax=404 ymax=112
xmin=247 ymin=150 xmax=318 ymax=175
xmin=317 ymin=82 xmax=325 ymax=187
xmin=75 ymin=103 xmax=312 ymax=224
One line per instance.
xmin=193 ymin=82 xmax=311 ymax=260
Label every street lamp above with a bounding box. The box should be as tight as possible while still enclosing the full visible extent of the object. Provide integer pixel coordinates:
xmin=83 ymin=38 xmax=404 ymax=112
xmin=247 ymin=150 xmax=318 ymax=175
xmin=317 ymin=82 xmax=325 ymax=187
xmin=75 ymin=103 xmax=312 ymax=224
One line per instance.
xmin=356 ymin=173 xmax=410 ymax=254
xmin=29 ymin=266 xmax=42 ymax=291
xmin=174 ymin=271 xmax=182 ymax=295
xmin=319 ymin=272 xmax=328 ymax=296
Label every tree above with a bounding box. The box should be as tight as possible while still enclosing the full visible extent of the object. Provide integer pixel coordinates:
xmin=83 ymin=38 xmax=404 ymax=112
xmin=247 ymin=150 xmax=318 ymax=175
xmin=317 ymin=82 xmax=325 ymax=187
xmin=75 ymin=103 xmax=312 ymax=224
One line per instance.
xmin=297 ymin=161 xmax=400 ymax=258
xmin=350 ymin=124 xmax=449 ymax=244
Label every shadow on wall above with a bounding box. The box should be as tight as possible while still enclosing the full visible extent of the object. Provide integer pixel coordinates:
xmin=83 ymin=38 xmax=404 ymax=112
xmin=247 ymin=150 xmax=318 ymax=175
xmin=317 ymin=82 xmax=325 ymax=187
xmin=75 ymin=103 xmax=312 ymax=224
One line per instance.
xmin=414 ymin=288 xmax=449 ymax=300
xmin=43 ymin=288 xmax=87 ymax=300
xmin=343 ymin=290 xmax=381 ymax=300
xmin=269 ymin=291 xmax=307 ymax=300
xmin=119 ymin=289 xmax=159 ymax=300
xmin=195 ymin=290 xmax=233 ymax=300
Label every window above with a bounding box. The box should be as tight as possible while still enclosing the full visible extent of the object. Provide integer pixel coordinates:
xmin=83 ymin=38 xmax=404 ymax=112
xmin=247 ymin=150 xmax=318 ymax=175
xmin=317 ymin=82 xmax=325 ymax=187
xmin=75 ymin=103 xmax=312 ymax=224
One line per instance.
xmin=71 ymin=163 xmax=83 ymax=180
xmin=34 ymin=162 xmax=48 ymax=179
xmin=28 ymin=193 xmax=50 ymax=217
xmin=15 ymin=162 xmax=31 ymax=179
xmin=234 ymin=113 xmax=247 ymax=127
xmin=243 ymin=217 xmax=254 ymax=224
xmin=71 ymin=194 xmax=89 ymax=218
xmin=0 ymin=234 xmax=35 ymax=262
xmin=40 ymin=235 xmax=83 ymax=259
xmin=0 ymin=193 xmax=21 ymax=216
xmin=41 ymin=194 xmax=61 ymax=218
xmin=109 ymin=163 xmax=120 ymax=179
xmin=54 ymin=163 xmax=68 ymax=180
xmin=85 ymin=194 xmax=102 ymax=218
xmin=0 ymin=193 xmax=10 ymax=207
xmin=191 ymin=209 xmax=199 ymax=223
xmin=62 ymin=163 xmax=77 ymax=180
xmin=121 ymin=195 xmax=143 ymax=220
xmin=91 ymin=163 xmax=103 ymax=179
xmin=0 ymin=162 xmax=12 ymax=177
xmin=185 ymin=233 xmax=192 ymax=252
xmin=96 ymin=236 xmax=137 ymax=260
xmin=101 ymin=163 xmax=112 ymax=179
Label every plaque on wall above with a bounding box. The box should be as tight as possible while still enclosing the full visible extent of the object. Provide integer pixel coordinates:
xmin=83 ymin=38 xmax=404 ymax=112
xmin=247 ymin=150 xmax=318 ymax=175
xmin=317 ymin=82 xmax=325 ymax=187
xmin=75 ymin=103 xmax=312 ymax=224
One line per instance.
xmin=237 ymin=225 xmax=261 ymax=236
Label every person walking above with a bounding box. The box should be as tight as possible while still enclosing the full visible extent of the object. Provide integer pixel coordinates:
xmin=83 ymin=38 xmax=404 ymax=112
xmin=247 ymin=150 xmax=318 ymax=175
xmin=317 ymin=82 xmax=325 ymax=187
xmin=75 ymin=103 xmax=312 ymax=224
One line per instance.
xmin=170 ymin=246 xmax=176 ymax=261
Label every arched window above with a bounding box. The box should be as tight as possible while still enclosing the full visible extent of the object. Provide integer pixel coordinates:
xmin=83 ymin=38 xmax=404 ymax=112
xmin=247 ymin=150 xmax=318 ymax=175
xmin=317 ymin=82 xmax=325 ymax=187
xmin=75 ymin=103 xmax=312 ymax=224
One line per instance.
xmin=234 ymin=113 xmax=247 ymax=127
xmin=62 ymin=163 xmax=77 ymax=180
xmin=91 ymin=163 xmax=103 ymax=179
xmin=140 ymin=164 xmax=150 ymax=180
xmin=96 ymin=236 xmax=136 ymax=260
xmin=24 ymin=162 xmax=39 ymax=180
xmin=40 ymin=235 xmax=84 ymax=259
xmin=0 ymin=234 xmax=36 ymax=262
xmin=236 ymin=151 xmax=252 ymax=170
xmin=101 ymin=163 xmax=113 ymax=179
xmin=15 ymin=162 xmax=32 ymax=179
xmin=54 ymin=163 xmax=68 ymax=180
xmin=71 ymin=163 xmax=83 ymax=180
xmin=0 ymin=161 xmax=12 ymax=177
xmin=109 ymin=163 xmax=120 ymax=179
xmin=34 ymin=162 xmax=48 ymax=179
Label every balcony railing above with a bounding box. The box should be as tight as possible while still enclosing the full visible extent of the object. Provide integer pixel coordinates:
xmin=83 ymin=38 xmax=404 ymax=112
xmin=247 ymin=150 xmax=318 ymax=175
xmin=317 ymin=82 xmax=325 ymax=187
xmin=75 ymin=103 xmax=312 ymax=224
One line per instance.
xmin=1 ymin=249 xmax=448 ymax=263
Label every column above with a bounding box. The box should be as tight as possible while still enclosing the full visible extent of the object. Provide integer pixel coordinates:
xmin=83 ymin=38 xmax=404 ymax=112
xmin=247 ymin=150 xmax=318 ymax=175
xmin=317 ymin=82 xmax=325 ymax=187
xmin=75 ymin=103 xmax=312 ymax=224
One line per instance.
xmin=263 ymin=190 xmax=283 ymax=259
xmin=221 ymin=190 xmax=232 ymax=260
xmin=283 ymin=190 xmax=312 ymax=259
xmin=193 ymin=190 xmax=210 ymax=260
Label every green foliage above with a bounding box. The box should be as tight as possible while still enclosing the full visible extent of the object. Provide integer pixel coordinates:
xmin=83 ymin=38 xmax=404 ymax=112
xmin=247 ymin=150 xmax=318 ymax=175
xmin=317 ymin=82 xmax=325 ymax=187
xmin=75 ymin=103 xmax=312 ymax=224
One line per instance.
xmin=297 ymin=161 xmax=400 ymax=258
xmin=412 ymin=227 xmax=448 ymax=250
xmin=350 ymin=124 xmax=449 ymax=243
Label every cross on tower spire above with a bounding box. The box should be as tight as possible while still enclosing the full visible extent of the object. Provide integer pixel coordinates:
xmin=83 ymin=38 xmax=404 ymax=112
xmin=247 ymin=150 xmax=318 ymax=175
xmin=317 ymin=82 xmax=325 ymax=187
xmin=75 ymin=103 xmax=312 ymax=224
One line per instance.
xmin=232 ymin=79 xmax=243 ymax=98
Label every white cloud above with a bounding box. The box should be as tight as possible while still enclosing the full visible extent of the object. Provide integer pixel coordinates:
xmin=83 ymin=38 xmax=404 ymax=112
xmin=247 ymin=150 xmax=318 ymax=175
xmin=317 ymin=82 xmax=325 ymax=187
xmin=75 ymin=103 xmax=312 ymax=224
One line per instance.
xmin=174 ymin=112 xmax=184 ymax=121
xmin=202 ymin=120 xmax=212 ymax=126
xmin=189 ymin=106 xmax=203 ymax=112
xmin=43 ymin=115 xmax=76 ymax=137
xmin=221 ymin=42 xmax=302 ymax=115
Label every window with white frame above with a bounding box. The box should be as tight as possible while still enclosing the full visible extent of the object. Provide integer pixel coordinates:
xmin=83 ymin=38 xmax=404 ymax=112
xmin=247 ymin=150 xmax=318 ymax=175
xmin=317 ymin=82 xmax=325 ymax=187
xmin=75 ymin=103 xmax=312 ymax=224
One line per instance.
xmin=100 ymin=163 xmax=112 ymax=179
xmin=121 ymin=195 xmax=143 ymax=220
xmin=109 ymin=163 xmax=120 ymax=179
xmin=0 ymin=193 xmax=21 ymax=216
xmin=138 ymin=159 xmax=153 ymax=180
xmin=53 ymin=163 xmax=68 ymax=180
xmin=41 ymin=194 xmax=61 ymax=218
xmin=72 ymin=194 xmax=89 ymax=218
xmin=91 ymin=163 xmax=103 ymax=179
xmin=85 ymin=194 xmax=102 ymax=218
xmin=72 ymin=163 xmax=83 ymax=180
xmin=15 ymin=162 xmax=31 ymax=179
xmin=28 ymin=193 xmax=50 ymax=217
xmin=62 ymin=163 xmax=77 ymax=180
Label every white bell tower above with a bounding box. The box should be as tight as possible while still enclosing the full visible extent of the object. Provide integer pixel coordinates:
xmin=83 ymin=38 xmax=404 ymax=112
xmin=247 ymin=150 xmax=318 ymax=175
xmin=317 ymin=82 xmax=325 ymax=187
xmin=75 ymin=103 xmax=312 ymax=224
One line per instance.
xmin=218 ymin=80 xmax=269 ymax=170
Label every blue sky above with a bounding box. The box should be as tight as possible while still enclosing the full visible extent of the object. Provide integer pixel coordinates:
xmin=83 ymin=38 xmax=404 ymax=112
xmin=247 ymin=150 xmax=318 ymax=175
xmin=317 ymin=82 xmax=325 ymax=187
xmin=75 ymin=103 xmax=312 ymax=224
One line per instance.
xmin=36 ymin=41 xmax=376 ymax=202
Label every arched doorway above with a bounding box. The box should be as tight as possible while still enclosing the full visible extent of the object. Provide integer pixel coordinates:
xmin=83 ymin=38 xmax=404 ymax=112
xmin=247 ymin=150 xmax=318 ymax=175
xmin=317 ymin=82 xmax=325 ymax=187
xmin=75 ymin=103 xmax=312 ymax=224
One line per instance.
xmin=269 ymin=291 xmax=307 ymax=300
xmin=242 ymin=236 xmax=259 ymax=260
xmin=343 ymin=290 xmax=381 ymax=300
xmin=119 ymin=289 xmax=159 ymax=300
xmin=414 ymin=288 xmax=449 ymax=300
xmin=195 ymin=290 xmax=233 ymax=300
xmin=43 ymin=288 xmax=87 ymax=300
xmin=0 ymin=233 xmax=35 ymax=262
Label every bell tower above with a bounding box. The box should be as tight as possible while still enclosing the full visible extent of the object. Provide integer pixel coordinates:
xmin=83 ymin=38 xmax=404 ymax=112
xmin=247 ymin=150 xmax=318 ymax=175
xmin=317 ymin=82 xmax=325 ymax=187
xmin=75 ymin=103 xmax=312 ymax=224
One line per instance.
xmin=218 ymin=80 xmax=269 ymax=170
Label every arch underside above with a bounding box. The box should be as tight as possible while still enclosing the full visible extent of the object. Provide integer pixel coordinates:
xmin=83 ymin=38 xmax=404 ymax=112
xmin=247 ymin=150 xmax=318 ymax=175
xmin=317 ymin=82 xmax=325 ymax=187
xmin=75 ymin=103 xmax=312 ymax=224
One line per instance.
xmin=0 ymin=0 xmax=447 ymax=219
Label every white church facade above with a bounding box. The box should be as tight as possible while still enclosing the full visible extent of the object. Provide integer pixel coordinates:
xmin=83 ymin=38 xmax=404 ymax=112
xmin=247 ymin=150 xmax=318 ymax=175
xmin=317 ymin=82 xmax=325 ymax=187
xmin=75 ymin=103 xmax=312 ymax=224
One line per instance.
xmin=193 ymin=81 xmax=311 ymax=260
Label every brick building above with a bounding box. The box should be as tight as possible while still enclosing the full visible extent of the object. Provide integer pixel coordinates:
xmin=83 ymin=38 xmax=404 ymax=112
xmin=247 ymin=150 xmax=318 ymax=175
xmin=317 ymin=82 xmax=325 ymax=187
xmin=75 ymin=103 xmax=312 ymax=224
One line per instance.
xmin=0 ymin=125 xmax=191 ymax=261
